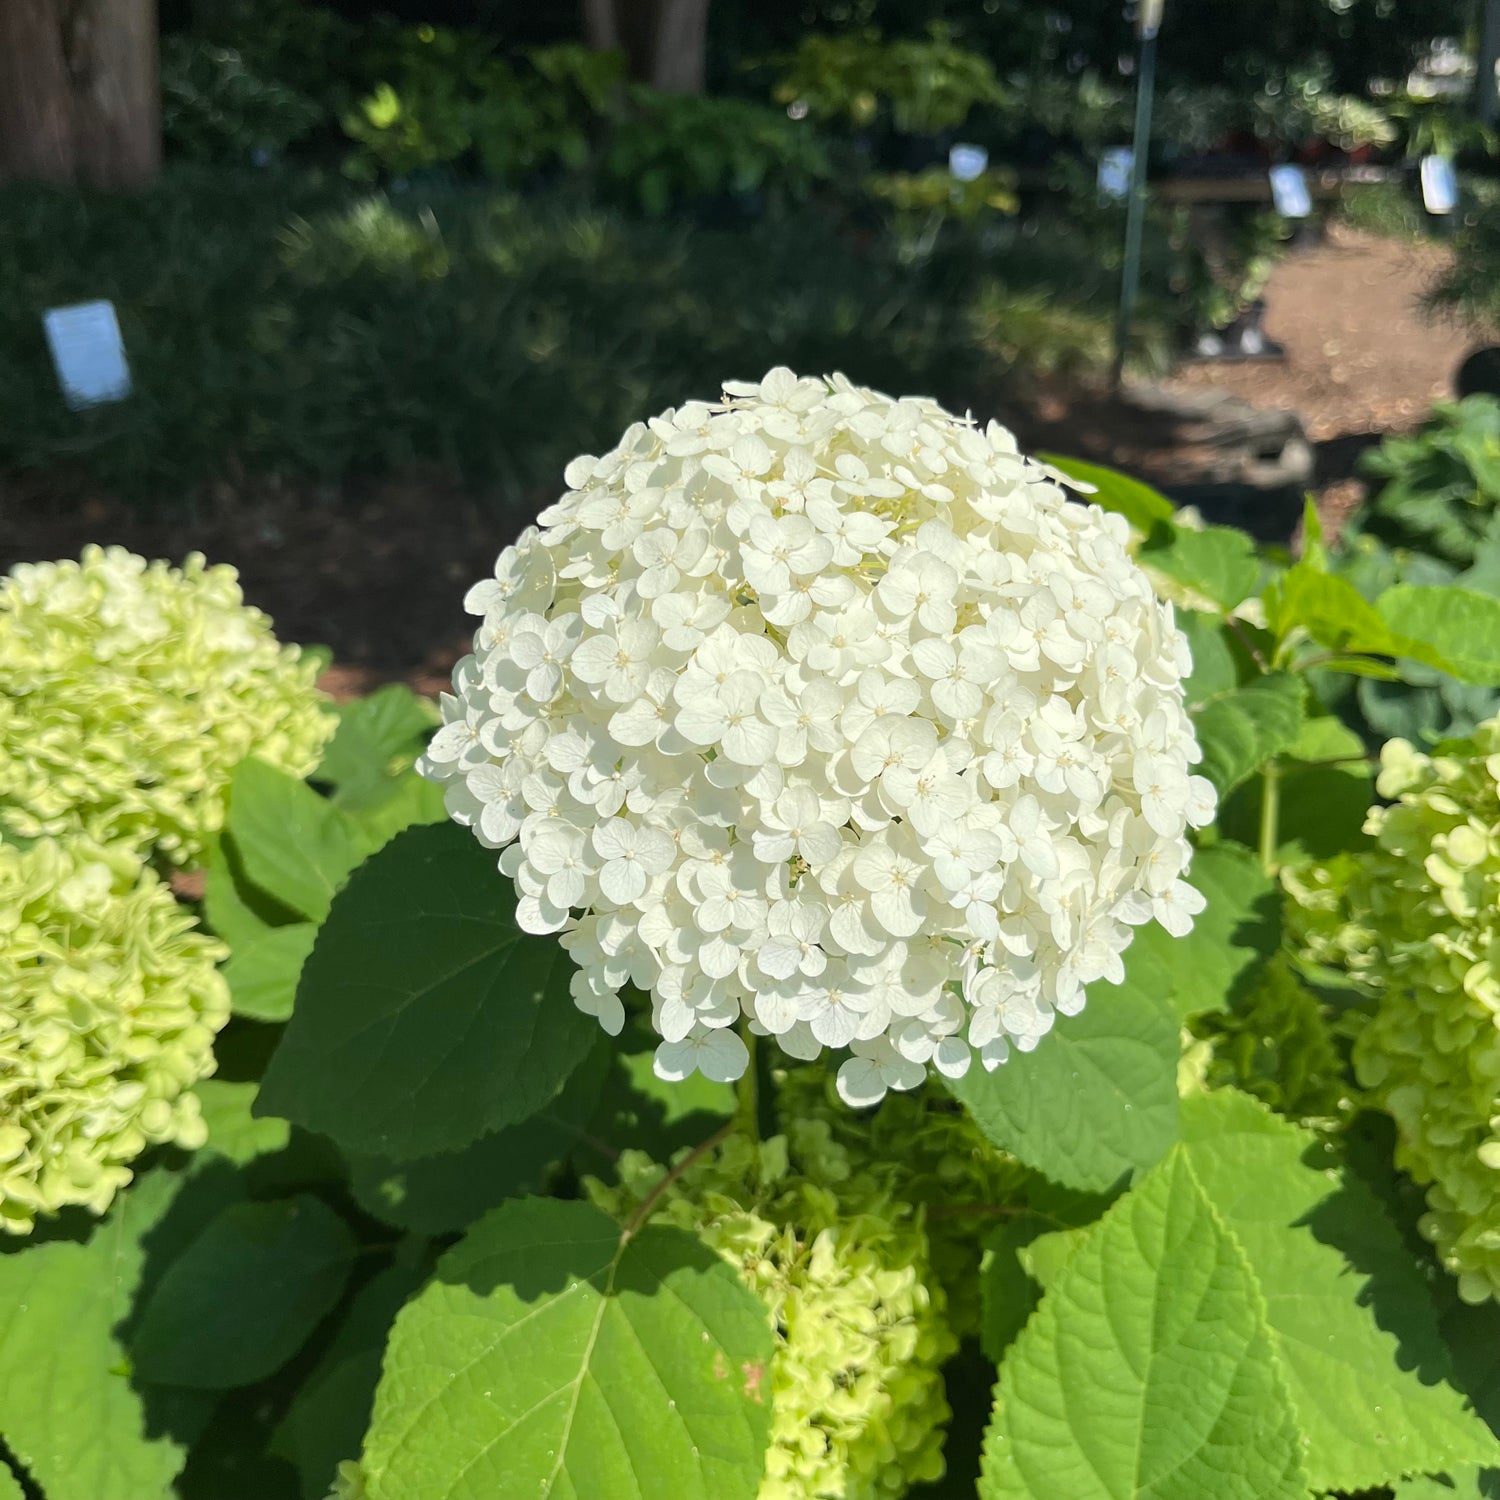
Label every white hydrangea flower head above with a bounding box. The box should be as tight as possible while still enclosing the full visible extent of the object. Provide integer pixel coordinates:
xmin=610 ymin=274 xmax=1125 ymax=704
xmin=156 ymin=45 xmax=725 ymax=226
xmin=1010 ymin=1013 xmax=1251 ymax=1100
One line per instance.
xmin=422 ymin=370 xmax=1214 ymax=1103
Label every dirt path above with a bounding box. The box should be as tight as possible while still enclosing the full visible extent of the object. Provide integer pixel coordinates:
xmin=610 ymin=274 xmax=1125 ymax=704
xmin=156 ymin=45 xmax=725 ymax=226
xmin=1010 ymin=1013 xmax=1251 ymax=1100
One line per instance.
xmin=1168 ymin=222 xmax=1470 ymax=444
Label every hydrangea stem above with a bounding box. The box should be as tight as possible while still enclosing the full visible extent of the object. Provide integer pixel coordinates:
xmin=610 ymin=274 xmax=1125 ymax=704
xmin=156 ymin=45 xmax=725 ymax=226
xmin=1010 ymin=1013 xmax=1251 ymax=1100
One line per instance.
xmin=1259 ymin=760 xmax=1281 ymax=876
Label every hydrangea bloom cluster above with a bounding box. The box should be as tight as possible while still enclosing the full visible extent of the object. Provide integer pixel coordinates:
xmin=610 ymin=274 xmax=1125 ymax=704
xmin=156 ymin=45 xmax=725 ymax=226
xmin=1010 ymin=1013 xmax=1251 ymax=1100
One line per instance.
xmin=0 ymin=545 xmax=334 ymax=862
xmin=589 ymin=1121 xmax=956 ymax=1500
xmin=1288 ymin=725 xmax=1500 ymax=1304
xmin=0 ymin=837 xmax=230 ymax=1233
xmin=423 ymin=370 xmax=1214 ymax=1102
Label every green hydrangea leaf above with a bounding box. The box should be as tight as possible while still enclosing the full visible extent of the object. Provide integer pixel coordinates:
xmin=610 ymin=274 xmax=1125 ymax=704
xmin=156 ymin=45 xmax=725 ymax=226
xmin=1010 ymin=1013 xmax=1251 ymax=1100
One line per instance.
xmin=1038 ymin=453 xmax=1176 ymax=531
xmin=1179 ymin=1090 xmax=1499 ymax=1492
xmin=347 ymin=1046 xmax=612 ymax=1235
xmin=131 ymin=1195 xmax=357 ymax=1390
xmin=316 ymin=684 xmax=439 ymax=809
xmin=1377 ymin=585 xmax=1500 ymax=686
xmin=1179 ymin=612 xmax=1242 ymax=702
xmin=226 ymin=758 xmax=363 ymax=923
xmin=0 ymin=1169 xmax=193 ymax=1500
xmin=0 ymin=1463 xmax=23 ymax=1500
xmin=360 ymin=1197 xmax=775 ymax=1500
xmin=221 ymin=920 xmax=320 ymax=1022
xmin=202 ymin=832 xmax=302 ymax=952
xmin=1191 ymin=672 xmax=1306 ymax=796
xmin=978 ymin=1149 xmax=1307 ymax=1500
xmin=948 ymin=973 xmax=1178 ymax=1192
xmin=256 ymin=821 xmax=598 ymax=1160
xmin=1139 ymin=524 xmax=1261 ymax=610
xmin=195 ymin=1079 xmax=292 ymax=1166
xmin=1267 ymin=565 xmax=1409 ymax=658
xmin=1104 ymin=842 xmax=1279 ymax=1026
xmin=272 ymin=1251 xmax=435 ymax=1500
xmin=342 ymin=771 xmax=448 ymax=856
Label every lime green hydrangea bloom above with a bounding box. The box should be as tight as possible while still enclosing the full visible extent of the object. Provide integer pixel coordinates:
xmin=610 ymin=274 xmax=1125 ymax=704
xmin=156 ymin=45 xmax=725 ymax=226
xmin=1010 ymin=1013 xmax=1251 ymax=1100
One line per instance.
xmin=589 ymin=1117 xmax=957 ymax=1500
xmin=777 ymin=1070 xmax=1024 ymax=1339
xmin=0 ymin=545 xmax=333 ymax=861
xmin=0 ymin=836 xmax=230 ymax=1233
xmin=1287 ymin=725 xmax=1500 ymax=1304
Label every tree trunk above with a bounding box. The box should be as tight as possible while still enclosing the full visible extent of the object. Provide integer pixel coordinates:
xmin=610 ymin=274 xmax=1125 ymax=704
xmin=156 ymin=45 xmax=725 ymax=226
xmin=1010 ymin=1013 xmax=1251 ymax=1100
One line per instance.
xmin=0 ymin=0 xmax=160 ymax=189
xmin=582 ymin=0 xmax=709 ymax=94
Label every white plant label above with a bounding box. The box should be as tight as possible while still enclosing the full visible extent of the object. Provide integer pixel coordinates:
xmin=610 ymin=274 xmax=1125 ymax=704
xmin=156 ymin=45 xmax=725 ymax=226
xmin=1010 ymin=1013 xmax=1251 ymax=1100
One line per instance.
xmin=43 ymin=300 xmax=132 ymax=409
xmin=1421 ymin=155 xmax=1459 ymax=215
xmin=1269 ymin=165 xmax=1312 ymax=219
xmin=948 ymin=143 xmax=989 ymax=182
xmin=1098 ymin=148 xmax=1133 ymax=202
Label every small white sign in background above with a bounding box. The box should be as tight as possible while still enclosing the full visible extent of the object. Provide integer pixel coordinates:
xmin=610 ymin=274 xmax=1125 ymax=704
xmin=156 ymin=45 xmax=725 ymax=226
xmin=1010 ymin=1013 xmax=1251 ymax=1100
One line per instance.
xmin=1269 ymin=165 xmax=1312 ymax=219
xmin=43 ymin=300 xmax=132 ymax=409
xmin=948 ymin=143 xmax=989 ymax=182
xmin=1421 ymin=155 xmax=1459 ymax=215
xmin=1098 ymin=148 xmax=1133 ymax=202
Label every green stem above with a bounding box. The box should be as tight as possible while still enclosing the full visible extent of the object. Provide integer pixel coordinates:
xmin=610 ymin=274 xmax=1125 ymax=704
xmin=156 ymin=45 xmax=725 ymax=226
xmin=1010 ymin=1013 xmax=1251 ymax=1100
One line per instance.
xmin=1259 ymin=760 xmax=1282 ymax=877
xmin=735 ymin=1026 xmax=759 ymax=1144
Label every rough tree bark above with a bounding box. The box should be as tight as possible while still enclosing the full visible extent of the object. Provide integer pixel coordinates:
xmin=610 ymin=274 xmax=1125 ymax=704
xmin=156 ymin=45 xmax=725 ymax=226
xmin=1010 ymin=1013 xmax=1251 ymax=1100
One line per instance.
xmin=583 ymin=0 xmax=709 ymax=94
xmin=0 ymin=0 xmax=160 ymax=189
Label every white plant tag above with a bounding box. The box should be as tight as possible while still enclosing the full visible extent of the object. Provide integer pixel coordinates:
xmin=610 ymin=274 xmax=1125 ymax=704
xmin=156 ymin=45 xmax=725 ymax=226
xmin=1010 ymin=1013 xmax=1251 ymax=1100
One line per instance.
xmin=1269 ymin=165 xmax=1312 ymax=219
xmin=1421 ymin=154 xmax=1459 ymax=215
xmin=949 ymin=143 xmax=989 ymax=182
xmin=1098 ymin=148 xmax=1133 ymax=202
xmin=43 ymin=300 xmax=132 ymax=409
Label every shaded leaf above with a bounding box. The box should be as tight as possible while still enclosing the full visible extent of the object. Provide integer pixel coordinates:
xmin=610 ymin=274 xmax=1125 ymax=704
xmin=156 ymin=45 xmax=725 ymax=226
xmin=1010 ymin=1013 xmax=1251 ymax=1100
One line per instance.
xmin=132 ymin=1196 xmax=357 ymax=1390
xmin=316 ymin=685 xmax=438 ymax=809
xmin=256 ymin=822 xmax=597 ymax=1160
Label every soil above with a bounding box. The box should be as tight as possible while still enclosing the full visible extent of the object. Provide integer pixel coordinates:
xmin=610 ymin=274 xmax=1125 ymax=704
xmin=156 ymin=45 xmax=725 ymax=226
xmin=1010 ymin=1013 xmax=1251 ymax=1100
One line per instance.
xmin=0 ymin=224 xmax=1488 ymax=698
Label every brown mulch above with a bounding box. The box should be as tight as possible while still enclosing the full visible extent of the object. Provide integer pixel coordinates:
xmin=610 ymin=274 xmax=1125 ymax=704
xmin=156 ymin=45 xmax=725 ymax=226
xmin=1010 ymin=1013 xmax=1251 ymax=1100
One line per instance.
xmin=1 ymin=224 xmax=1488 ymax=697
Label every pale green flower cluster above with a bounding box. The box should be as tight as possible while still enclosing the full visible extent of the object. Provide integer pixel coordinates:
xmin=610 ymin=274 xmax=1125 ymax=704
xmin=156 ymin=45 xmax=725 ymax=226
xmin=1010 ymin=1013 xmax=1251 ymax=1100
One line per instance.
xmin=590 ymin=1119 xmax=957 ymax=1500
xmin=0 ymin=545 xmax=333 ymax=861
xmin=0 ymin=837 xmax=229 ymax=1233
xmin=1288 ymin=725 xmax=1500 ymax=1304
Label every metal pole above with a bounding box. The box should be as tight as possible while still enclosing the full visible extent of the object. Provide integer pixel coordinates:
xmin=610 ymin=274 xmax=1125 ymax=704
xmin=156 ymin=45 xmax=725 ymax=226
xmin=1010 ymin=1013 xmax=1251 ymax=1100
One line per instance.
xmin=1111 ymin=5 xmax=1162 ymax=392
xmin=1479 ymin=0 xmax=1500 ymax=128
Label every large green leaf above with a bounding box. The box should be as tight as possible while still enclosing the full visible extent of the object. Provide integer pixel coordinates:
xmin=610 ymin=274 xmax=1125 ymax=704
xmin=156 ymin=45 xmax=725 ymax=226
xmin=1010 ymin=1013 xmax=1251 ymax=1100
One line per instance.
xmin=1179 ymin=612 xmax=1242 ymax=703
xmin=0 ymin=1464 xmax=23 ymax=1500
xmin=1179 ymin=1090 xmax=1498 ymax=1492
xmin=1139 ymin=524 xmax=1261 ymax=611
xmin=1040 ymin=453 xmax=1176 ymax=532
xmin=1191 ymin=673 xmax=1305 ymax=797
xmin=947 ymin=976 xmax=1178 ymax=1192
xmin=316 ymin=684 xmax=439 ymax=809
xmin=256 ymin=822 xmax=597 ymax=1160
xmin=220 ymin=920 xmax=320 ymax=1022
xmin=360 ymin=1197 xmax=774 ymax=1500
xmin=0 ymin=1170 xmax=192 ymax=1500
xmin=227 ymin=758 xmax=363 ymax=923
xmin=347 ymin=1046 xmax=612 ymax=1235
xmin=1104 ymin=842 xmax=1279 ymax=1027
xmin=1378 ymin=585 xmax=1500 ymax=686
xmin=272 ymin=1251 xmax=435 ymax=1500
xmin=979 ymin=1150 xmax=1306 ymax=1500
xmin=132 ymin=1196 xmax=357 ymax=1390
